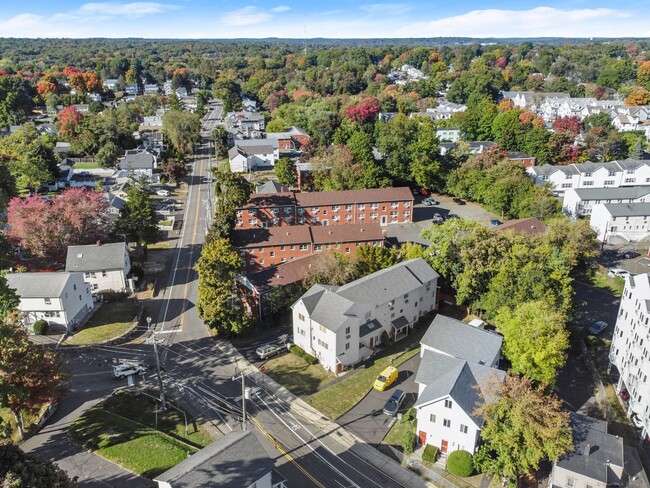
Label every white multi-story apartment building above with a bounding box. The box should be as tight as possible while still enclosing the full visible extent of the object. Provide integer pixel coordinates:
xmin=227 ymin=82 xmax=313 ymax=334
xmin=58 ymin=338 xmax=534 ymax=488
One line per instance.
xmin=414 ymin=315 xmax=503 ymax=455
xmin=66 ymin=242 xmax=133 ymax=293
xmin=6 ymin=272 xmax=93 ymax=332
xmin=527 ymin=159 xmax=650 ymax=196
xmin=590 ymin=202 xmax=650 ymax=242
xmin=609 ymin=273 xmax=650 ymax=441
xmin=291 ymin=259 xmax=439 ymax=373
xmin=562 ymin=186 xmax=650 ymax=218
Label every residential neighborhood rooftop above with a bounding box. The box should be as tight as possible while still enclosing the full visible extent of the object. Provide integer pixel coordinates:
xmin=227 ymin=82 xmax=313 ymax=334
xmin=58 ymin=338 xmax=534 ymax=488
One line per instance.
xmin=6 ymin=272 xmax=77 ymax=299
xmin=602 ymin=202 xmax=650 ymax=217
xmin=65 ymin=242 xmax=128 ymax=272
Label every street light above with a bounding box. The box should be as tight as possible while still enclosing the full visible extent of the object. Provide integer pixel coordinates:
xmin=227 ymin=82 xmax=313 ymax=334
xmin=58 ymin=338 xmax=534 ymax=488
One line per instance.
xmin=146 ymin=316 xmax=152 ymax=330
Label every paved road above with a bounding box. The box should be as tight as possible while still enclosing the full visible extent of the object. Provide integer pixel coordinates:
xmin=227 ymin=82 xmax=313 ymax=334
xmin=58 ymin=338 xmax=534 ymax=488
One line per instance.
xmin=337 ymin=354 xmax=420 ymax=446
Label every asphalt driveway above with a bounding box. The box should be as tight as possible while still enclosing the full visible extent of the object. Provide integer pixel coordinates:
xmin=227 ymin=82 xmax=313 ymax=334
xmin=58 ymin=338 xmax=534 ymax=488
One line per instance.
xmin=336 ymin=353 xmax=421 ymax=445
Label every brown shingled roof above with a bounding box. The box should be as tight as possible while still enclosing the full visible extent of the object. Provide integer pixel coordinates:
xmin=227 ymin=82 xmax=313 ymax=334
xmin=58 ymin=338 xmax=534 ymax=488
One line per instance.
xmin=295 ymin=187 xmax=414 ymax=206
xmin=311 ymin=223 xmax=384 ymax=244
xmin=231 ymin=225 xmax=311 ymax=248
xmin=494 ymin=217 xmax=547 ymax=236
xmin=246 ymin=254 xmax=326 ymax=292
xmin=241 ymin=192 xmax=296 ymax=209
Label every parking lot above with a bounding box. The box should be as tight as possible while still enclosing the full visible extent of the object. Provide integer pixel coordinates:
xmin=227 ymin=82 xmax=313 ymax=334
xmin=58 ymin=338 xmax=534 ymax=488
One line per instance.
xmin=384 ymin=193 xmax=500 ymax=245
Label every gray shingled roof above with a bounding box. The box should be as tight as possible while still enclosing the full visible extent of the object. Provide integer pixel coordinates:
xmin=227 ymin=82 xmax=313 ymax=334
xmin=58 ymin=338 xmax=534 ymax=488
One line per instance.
xmin=556 ymin=413 xmax=624 ymax=483
xmin=573 ymin=186 xmax=650 ymax=201
xmin=309 ymin=289 xmax=356 ymax=332
xmin=6 ymin=272 xmax=77 ymax=298
xmin=256 ymin=180 xmax=289 ymax=194
xmin=65 ymin=242 xmax=128 ymax=272
xmin=414 ymin=349 xmax=505 ymax=425
xmin=420 ymin=315 xmax=503 ymax=366
xmin=360 ymin=319 xmax=382 ymax=337
xmin=153 ymin=430 xmax=274 ymax=488
xmin=603 ymin=202 xmax=650 ymax=217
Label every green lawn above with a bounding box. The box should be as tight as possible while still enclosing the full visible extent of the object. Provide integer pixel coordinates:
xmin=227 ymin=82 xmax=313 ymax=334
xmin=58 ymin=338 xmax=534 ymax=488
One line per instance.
xmin=64 ymin=301 xmax=139 ymax=346
xmin=306 ymin=347 xmax=420 ymax=420
xmin=73 ymin=162 xmax=102 ymax=169
xmin=383 ymin=409 xmax=416 ymax=448
xmin=589 ymin=270 xmax=625 ymax=296
xmin=263 ymin=353 xmax=336 ymax=396
xmin=69 ymin=391 xmax=211 ymax=478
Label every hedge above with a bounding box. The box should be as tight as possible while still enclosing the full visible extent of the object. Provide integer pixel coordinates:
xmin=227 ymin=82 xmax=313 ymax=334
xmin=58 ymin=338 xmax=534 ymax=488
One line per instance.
xmin=422 ymin=445 xmax=438 ymax=463
xmin=33 ymin=320 xmax=48 ymax=335
xmin=290 ymin=344 xmax=318 ymax=365
xmin=447 ymin=450 xmax=474 ymax=477
xmin=402 ymin=432 xmax=416 ymax=454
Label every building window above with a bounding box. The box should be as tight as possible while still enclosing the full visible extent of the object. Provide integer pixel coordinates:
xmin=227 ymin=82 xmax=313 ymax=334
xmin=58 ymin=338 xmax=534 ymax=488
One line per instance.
xmin=73 ymin=284 xmax=77 ymax=290
xmin=300 ymin=244 xmax=308 ymax=251
xmin=584 ymin=181 xmax=594 ymax=186
xmin=290 ymin=245 xmax=295 ymax=250
xmin=358 ymin=204 xmax=365 ymax=210
xmin=314 ymin=245 xmax=322 ymax=251
xmin=311 ymin=207 xmax=319 ymax=213
xmin=430 ymin=414 xmax=436 ymax=423
xmin=371 ymin=203 xmax=378 ymax=210
xmin=345 ymin=343 xmax=350 ymax=350
xmin=358 ymin=213 xmax=365 ymax=219
xmin=391 ymin=202 xmax=398 ymax=208
xmin=370 ymin=212 xmax=378 ymax=218
xmin=345 ymin=247 xmax=350 ymax=253
xmin=460 ymin=424 xmax=468 ymax=434
xmin=298 ymin=313 xmax=305 ymax=321
xmin=345 ymin=215 xmax=352 ymax=221
xmin=44 ymin=298 xmax=51 ymax=305
xmin=317 ymin=339 xmax=329 ymax=350
xmin=404 ymin=202 xmax=411 ymax=208
xmin=260 ymin=259 xmax=265 ymax=264
xmin=561 ymin=183 xmax=572 ymax=189
xmin=281 ymin=258 xmax=287 ymax=263
xmin=272 ymin=207 xmax=279 ymax=214
xmin=566 ymin=477 xmax=575 ymax=488
xmin=333 ymin=206 xmax=340 ymax=212
xmin=319 ymin=324 xmax=326 ymax=333
xmin=404 ymin=211 xmax=410 ymax=216
xmin=391 ymin=211 xmax=398 ymax=217
xmin=345 ymin=326 xmax=350 ymax=334
xmin=626 ymin=178 xmax=636 ymax=183
xmin=284 ymin=207 xmax=292 ymax=214
xmin=258 ymin=248 xmax=264 ymax=253
xmin=609 ymin=171 xmax=616 ymax=177
xmin=604 ymin=180 xmax=615 ymax=185
xmin=443 ymin=419 xmax=451 ymax=428
xmin=345 ymin=205 xmax=352 ymax=211
xmin=444 ymin=399 xmax=452 ymax=409
xmin=584 ymin=171 xmax=592 ymax=177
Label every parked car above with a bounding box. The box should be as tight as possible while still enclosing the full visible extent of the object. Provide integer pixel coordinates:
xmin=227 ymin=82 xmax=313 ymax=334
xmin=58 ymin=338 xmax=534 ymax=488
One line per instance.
xmin=588 ymin=321 xmax=608 ymax=335
xmin=624 ymin=251 xmax=640 ymax=259
xmin=422 ymin=198 xmax=439 ymax=206
xmin=419 ymin=188 xmax=429 ymax=196
xmin=374 ymin=366 xmax=399 ymax=391
xmin=113 ymin=363 xmax=146 ymax=379
xmin=432 ymin=213 xmax=445 ymax=224
xmin=452 ymin=198 xmax=466 ymax=205
xmin=256 ymin=343 xmax=285 ymax=360
xmin=490 ymin=219 xmax=502 ymax=226
xmin=383 ymin=389 xmax=406 ymax=416
xmin=410 ymin=188 xmax=419 ymax=196
xmin=156 ymin=189 xmax=170 ymax=197
xmin=447 ymin=213 xmax=459 ymax=220
xmin=608 ymin=268 xmax=630 ymax=279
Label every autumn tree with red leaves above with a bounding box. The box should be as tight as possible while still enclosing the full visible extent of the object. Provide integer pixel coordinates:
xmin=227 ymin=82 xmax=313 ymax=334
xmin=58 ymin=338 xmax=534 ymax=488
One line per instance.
xmin=0 ymin=314 xmax=67 ymax=440
xmin=57 ymin=105 xmax=83 ymax=138
xmin=551 ymin=116 xmax=582 ymax=137
xmin=7 ymin=188 xmax=113 ymax=265
xmin=36 ymin=81 xmax=57 ymax=97
xmin=344 ymin=96 xmax=381 ymax=124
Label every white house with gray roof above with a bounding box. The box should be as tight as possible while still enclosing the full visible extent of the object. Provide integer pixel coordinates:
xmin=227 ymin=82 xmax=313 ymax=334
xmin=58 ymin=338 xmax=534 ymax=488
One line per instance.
xmin=590 ymin=202 xmax=650 ymax=242
xmin=527 ymin=159 xmax=650 ymax=195
xmin=563 ymin=186 xmax=650 ymax=218
xmin=154 ymin=430 xmax=284 ymax=488
xmin=229 ymin=139 xmax=279 ymax=173
xmin=549 ymin=413 xmax=624 ymax=488
xmin=117 ymin=149 xmax=158 ymax=180
xmin=65 ymin=242 xmax=133 ymax=293
xmin=6 ymin=272 xmax=93 ymax=332
xmin=291 ymin=259 xmax=439 ymax=373
xmin=414 ymin=315 xmax=504 ymax=455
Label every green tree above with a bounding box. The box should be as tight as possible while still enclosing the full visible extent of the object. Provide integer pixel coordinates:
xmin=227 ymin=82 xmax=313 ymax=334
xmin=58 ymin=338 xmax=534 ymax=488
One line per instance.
xmin=195 ymin=237 xmax=252 ymax=336
xmin=212 ymin=77 xmax=243 ymax=113
xmin=491 ymin=109 xmax=525 ymax=151
xmin=214 ymin=171 xmax=252 ymax=209
xmin=355 ymin=246 xmax=398 ymax=276
xmin=474 ymin=374 xmax=573 ymax=483
xmin=0 ymin=76 xmax=34 ymax=128
xmin=163 ymin=109 xmax=201 ymax=155
xmin=0 ymin=316 xmax=67 ymax=440
xmin=0 ymin=443 xmax=77 ymax=487
xmin=211 ymin=126 xmax=228 ymax=159
xmin=94 ymin=141 xmax=121 ymax=168
xmin=495 ymin=301 xmax=569 ymax=386
xmin=116 ymin=184 xmax=160 ymax=254
xmin=274 ymin=158 xmax=297 ymax=187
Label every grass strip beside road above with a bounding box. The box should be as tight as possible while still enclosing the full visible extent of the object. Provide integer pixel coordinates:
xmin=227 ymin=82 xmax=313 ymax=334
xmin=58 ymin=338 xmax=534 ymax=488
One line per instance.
xmin=306 ymin=347 xmax=420 ymax=420
xmin=64 ymin=301 xmax=138 ymax=346
xmin=69 ymin=391 xmax=211 ymax=478
xmin=588 ymin=271 xmax=625 ymax=296
xmin=262 ymin=353 xmax=336 ymax=397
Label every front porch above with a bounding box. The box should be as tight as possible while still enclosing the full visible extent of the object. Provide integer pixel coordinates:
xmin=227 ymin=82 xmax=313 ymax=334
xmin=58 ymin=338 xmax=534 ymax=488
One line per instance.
xmin=391 ymin=316 xmax=411 ymax=342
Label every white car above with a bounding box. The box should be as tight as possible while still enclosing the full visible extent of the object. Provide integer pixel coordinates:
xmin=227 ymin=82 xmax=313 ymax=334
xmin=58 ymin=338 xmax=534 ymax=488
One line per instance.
xmin=112 ymin=363 xmax=146 ymax=379
xmin=608 ymin=268 xmax=630 ymax=279
xmin=156 ymin=189 xmax=170 ymax=197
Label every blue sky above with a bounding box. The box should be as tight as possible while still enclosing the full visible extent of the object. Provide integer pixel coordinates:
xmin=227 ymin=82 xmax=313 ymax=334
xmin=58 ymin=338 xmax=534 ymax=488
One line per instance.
xmin=1 ymin=1 xmax=649 ymax=38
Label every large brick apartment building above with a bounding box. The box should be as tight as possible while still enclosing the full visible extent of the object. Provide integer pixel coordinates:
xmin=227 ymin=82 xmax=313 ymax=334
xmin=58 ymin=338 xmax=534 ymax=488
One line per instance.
xmin=232 ymin=223 xmax=385 ymax=273
xmin=235 ymin=187 xmax=415 ymax=230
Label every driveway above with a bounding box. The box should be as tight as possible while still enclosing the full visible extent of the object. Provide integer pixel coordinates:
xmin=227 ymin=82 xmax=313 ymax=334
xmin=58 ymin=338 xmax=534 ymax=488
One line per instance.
xmin=385 ymin=193 xmax=500 ymax=245
xmin=336 ymin=353 xmax=421 ymax=445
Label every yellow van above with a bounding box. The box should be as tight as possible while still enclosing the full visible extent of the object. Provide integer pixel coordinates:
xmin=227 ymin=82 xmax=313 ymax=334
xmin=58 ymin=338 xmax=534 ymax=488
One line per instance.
xmin=374 ymin=366 xmax=399 ymax=391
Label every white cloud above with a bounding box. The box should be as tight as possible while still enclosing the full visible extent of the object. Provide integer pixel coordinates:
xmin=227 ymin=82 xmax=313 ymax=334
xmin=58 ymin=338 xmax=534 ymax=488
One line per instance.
xmin=271 ymin=6 xmax=291 ymax=13
xmin=79 ymin=2 xmax=180 ymax=17
xmin=221 ymin=6 xmax=273 ymax=27
xmin=395 ymin=7 xmax=650 ymax=38
xmin=360 ymin=3 xmax=412 ymax=16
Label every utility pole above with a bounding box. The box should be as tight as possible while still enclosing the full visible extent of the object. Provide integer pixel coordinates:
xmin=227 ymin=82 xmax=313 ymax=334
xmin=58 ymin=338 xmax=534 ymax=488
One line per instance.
xmin=153 ymin=335 xmax=167 ymax=410
xmin=241 ymin=371 xmax=247 ymax=430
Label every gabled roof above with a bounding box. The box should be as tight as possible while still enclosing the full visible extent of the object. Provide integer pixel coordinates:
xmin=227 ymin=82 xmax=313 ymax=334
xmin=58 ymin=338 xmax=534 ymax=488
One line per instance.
xmin=245 ymin=254 xmax=325 ymax=293
xmin=601 ymin=202 xmax=650 ymax=217
xmin=295 ymin=187 xmax=414 ymax=206
xmin=65 ymin=242 xmax=129 ymax=272
xmin=573 ymin=186 xmax=650 ymax=201
xmin=414 ymin=349 xmax=504 ymax=425
xmin=421 ymin=314 xmax=503 ymax=366
xmin=555 ymin=413 xmax=623 ymax=483
xmin=6 ymin=272 xmax=78 ymax=299
xmin=153 ymin=430 xmax=274 ymax=488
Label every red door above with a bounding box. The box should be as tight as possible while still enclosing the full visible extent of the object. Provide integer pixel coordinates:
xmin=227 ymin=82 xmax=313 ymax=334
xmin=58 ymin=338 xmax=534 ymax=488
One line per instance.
xmin=418 ymin=431 xmax=427 ymax=446
xmin=337 ymin=363 xmax=343 ymax=373
xmin=441 ymin=439 xmax=448 ymax=454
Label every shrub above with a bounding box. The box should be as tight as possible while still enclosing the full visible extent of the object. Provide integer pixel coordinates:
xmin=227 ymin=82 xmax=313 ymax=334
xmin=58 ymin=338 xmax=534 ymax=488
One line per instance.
xmin=402 ymin=432 xmax=416 ymax=454
xmin=422 ymin=445 xmax=438 ymax=463
xmin=381 ymin=330 xmax=393 ymax=347
xmin=303 ymin=353 xmax=318 ymax=365
xmin=290 ymin=345 xmax=305 ymax=357
xmin=447 ymin=450 xmax=474 ymax=477
xmin=33 ymin=320 xmax=48 ymax=335
xmin=472 ymin=445 xmax=496 ymax=474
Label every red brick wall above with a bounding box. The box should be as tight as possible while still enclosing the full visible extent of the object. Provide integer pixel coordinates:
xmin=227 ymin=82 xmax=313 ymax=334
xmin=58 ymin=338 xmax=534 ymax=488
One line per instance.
xmin=236 ymin=206 xmax=296 ymax=229
xmin=239 ymin=240 xmax=385 ymax=273
xmin=298 ymin=201 xmax=413 ymax=226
